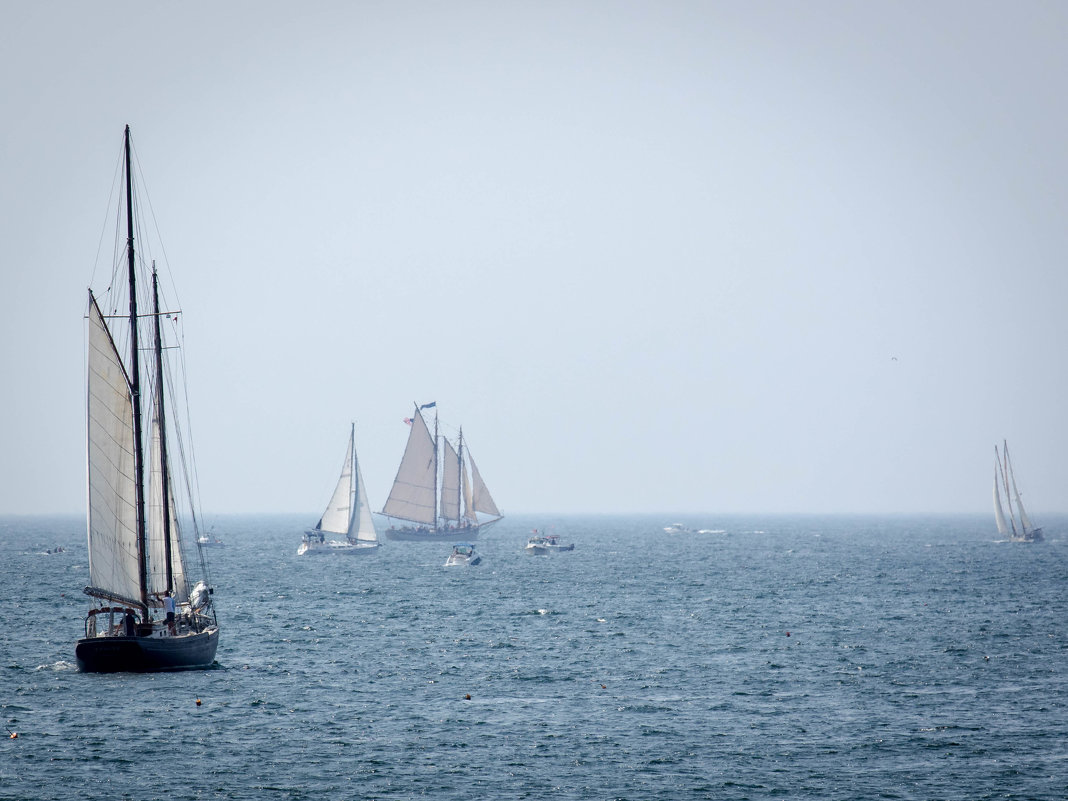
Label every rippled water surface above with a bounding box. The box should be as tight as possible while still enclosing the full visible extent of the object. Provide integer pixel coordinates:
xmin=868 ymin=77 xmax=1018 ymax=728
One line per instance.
xmin=2 ymin=514 xmax=1067 ymax=800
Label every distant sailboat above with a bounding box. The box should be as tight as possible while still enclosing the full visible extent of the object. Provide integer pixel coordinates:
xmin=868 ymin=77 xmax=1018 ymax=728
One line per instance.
xmin=76 ymin=126 xmax=220 ymax=672
xmin=299 ymin=425 xmax=380 ymax=555
xmin=994 ymin=441 xmax=1043 ymax=542
xmin=381 ymin=403 xmax=502 ymax=541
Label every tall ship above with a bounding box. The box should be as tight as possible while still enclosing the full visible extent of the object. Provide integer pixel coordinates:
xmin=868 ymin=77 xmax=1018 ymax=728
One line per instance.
xmin=299 ymin=424 xmax=380 ymax=555
xmin=381 ymin=402 xmax=502 ymax=541
xmin=76 ymin=126 xmax=220 ymax=672
xmin=993 ymin=440 xmax=1043 ymax=542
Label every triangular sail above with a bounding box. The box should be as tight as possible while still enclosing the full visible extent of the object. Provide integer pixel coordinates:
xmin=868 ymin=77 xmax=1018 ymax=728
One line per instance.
xmin=147 ymin=408 xmax=187 ymax=602
xmin=462 ymin=459 xmax=476 ymax=522
xmin=440 ymin=439 xmax=461 ymax=522
xmin=1005 ymin=445 xmax=1035 ymax=534
xmin=382 ymin=411 xmax=437 ymax=525
xmin=993 ymin=464 xmax=1009 ymax=536
xmin=86 ymin=295 xmax=142 ymax=606
xmin=469 ymin=452 xmax=500 ymax=518
xmin=317 ymin=430 xmax=354 ymax=535
xmin=353 ymin=450 xmax=377 ymax=544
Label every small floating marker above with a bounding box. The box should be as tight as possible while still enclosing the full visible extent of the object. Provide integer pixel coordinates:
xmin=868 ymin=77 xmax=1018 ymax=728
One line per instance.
xmin=785 ymin=631 xmax=791 ymax=637
xmin=195 ymin=698 xmax=202 ymax=706
xmin=464 ymin=694 xmax=471 ymax=700
xmin=8 ymin=732 xmax=16 ymax=740
xmin=600 ymin=684 xmax=607 ymax=689
xmin=984 ymin=656 xmax=990 ymax=661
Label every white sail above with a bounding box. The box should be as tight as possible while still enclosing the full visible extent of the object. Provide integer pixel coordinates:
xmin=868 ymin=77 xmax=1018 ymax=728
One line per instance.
xmin=1005 ymin=445 xmax=1035 ymax=534
xmin=353 ymin=450 xmax=377 ymax=543
xmin=317 ymin=430 xmax=354 ymax=535
xmin=462 ymin=458 xmax=476 ymax=523
xmin=440 ymin=438 xmax=461 ymax=522
xmin=993 ymin=465 xmax=1009 ymax=536
xmin=86 ymin=296 xmax=142 ymax=605
xmin=469 ymin=452 xmax=500 ymax=518
xmin=147 ymin=408 xmax=187 ymax=602
xmin=382 ymin=411 xmax=437 ymax=525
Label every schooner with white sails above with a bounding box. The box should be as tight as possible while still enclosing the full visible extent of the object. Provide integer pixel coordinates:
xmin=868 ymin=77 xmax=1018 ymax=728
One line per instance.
xmin=381 ymin=402 xmax=502 ymax=541
xmin=77 ymin=126 xmax=219 ymax=672
xmin=993 ymin=440 xmax=1043 ymax=542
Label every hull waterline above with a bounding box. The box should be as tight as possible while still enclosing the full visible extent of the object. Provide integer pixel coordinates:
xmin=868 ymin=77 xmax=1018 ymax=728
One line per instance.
xmin=76 ymin=626 xmax=219 ymax=673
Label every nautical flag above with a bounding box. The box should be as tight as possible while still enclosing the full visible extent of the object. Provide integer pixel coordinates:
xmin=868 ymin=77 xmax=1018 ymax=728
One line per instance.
xmin=419 ymin=401 xmax=436 ymax=410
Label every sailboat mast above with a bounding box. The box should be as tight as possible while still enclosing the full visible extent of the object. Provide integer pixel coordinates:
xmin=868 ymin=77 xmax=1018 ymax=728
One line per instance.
xmin=457 ymin=427 xmax=464 ymax=525
xmin=1000 ymin=442 xmax=1019 ymax=537
xmin=151 ymin=266 xmax=174 ymax=592
xmin=124 ymin=125 xmax=149 ymax=606
xmin=348 ymin=423 xmax=357 ymax=542
xmin=433 ymin=408 xmax=440 ymax=527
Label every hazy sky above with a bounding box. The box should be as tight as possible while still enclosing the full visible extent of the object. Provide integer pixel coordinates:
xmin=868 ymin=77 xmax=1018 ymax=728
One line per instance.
xmin=3 ymin=2 xmax=1067 ymax=517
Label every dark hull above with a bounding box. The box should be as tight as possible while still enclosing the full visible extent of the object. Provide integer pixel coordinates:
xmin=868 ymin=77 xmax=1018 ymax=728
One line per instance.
xmin=76 ymin=626 xmax=219 ymax=673
xmin=384 ymin=518 xmax=500 ymax=542
xmin=386 ymin=527 xmax=480 ymax=542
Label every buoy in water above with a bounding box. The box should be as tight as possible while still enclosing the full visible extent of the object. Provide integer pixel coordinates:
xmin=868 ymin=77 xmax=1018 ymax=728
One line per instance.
xmin=600 ymin=684 xmax=607 ymax=689
xmin=785 ymin=631 xmax=791 ymax=637
xmin=8 ymin=732 xmax=16 ymax=739
xmin=195 ymin=698 xmax=202 ymax=706
xmin=463 ymin=694 xmax=471 ymax=700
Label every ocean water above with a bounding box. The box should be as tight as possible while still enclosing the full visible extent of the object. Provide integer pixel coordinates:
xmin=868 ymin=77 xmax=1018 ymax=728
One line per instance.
xmin=2 ymin=513 xmax=1066 ymax=800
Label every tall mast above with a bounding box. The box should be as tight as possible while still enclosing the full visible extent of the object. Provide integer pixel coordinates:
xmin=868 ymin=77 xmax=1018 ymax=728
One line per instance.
xmin=1001 ymin=442 xmax=1019 ymax=538
xmin=457 ymin=427 xmax=465 ymax=524
xmin=125 ymin=125 xmax=149 ymax=606
xmin=151 ymin=265 xmax=174 ymax=591
xmin=348 ymin=423 xmax=357 ymax=542
xmin=433 ymin=407 xmax=440 ymax=527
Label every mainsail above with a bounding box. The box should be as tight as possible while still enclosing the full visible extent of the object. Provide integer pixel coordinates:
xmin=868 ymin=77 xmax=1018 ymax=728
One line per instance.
xmin=317 ymin=431 xmax=355 ymax=535
xmin=382 ymin=410 xmax=437 ymax=525
xmin=993 ymin=463 xmax=1009 ymax=536
xmin=85 ymin=296 xmax=142 ymax=606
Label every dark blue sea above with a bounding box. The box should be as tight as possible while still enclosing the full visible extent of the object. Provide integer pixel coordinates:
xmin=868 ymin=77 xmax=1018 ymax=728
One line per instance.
xmin=3 ymin=514 xmax=1067 ymax=800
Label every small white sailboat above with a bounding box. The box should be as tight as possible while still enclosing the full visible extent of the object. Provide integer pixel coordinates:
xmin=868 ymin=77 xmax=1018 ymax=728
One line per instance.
xmin=77 ymin=126 xmax=219 ymax=672
xmin=299 ymin=425 xmax=380 ymax=556
xmin=382 ymin=402 xmax=502 ymax=541
xmin=994 ymin=441 xmax=1043 ymax=542
xmin=445 ymin=543 xmax=481 ymax=566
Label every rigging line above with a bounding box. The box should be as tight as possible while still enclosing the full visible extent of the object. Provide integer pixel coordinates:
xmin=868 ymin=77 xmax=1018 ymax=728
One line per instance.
xmin=90 ymin=139 xmax=126 ymax=292
xmin=129 ymin=138 xmax=182 ymax=311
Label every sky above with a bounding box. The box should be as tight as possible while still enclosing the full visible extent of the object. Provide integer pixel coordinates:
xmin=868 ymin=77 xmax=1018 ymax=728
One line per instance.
xmin=2 ymin=1 xmax=1068 ymax=517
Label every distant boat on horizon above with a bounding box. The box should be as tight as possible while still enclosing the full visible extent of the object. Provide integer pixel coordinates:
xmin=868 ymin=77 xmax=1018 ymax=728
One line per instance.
xmin=381 ymin=403 xmax=502 ymax=541
xmin=994 ymin=440 xmax=1043 ymax=542
xmin=299 ymin=424 xmax=380 ymax=556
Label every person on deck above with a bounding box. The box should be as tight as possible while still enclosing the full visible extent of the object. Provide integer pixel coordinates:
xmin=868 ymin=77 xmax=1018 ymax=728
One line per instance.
xmin=163 ymin=590 xmax=176 ymax=634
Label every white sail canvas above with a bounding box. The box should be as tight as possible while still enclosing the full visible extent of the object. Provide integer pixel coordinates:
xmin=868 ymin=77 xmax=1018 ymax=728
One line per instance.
xmin=86 ymin=297 xmax=142 ymax=605
xmin=353 ymin=453 xmax=377 ymax=543
xmin=318 ymin=431 xmax=354 ymax=535
xmin=382 ymin=411 xmax=437 ymax=525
